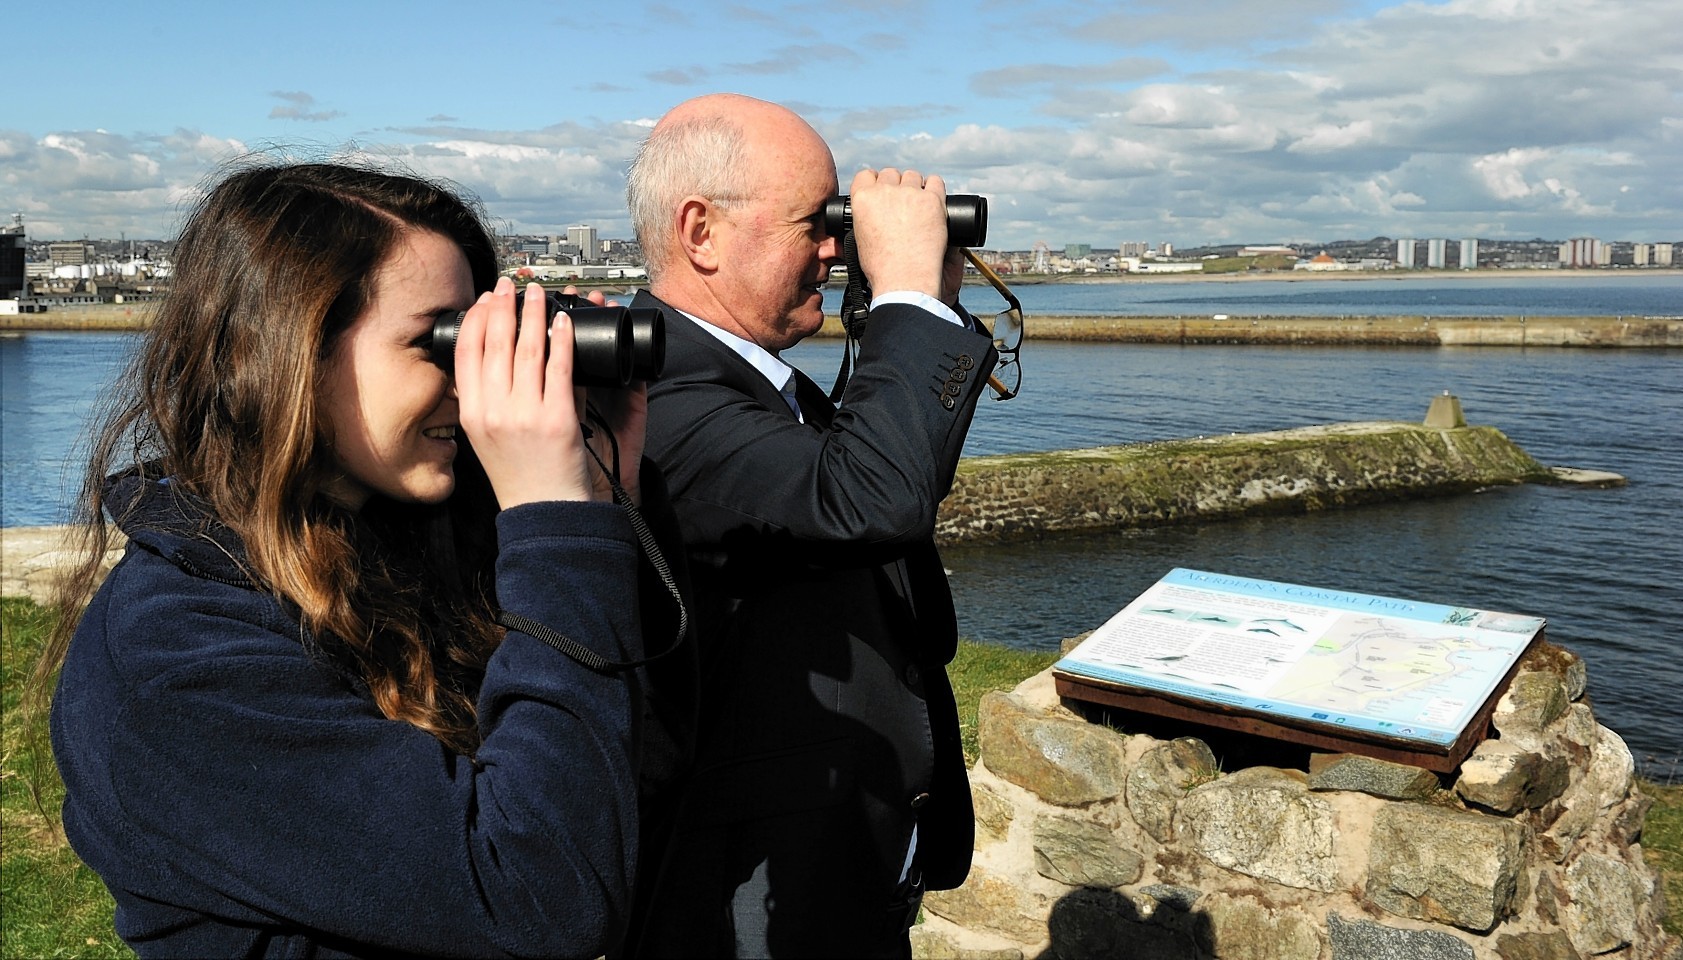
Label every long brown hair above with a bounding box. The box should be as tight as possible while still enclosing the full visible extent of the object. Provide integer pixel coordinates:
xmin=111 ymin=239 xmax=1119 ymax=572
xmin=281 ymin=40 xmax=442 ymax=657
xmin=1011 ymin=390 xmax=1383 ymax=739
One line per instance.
xmin=32 ymin=159 xmax=506 ymax=753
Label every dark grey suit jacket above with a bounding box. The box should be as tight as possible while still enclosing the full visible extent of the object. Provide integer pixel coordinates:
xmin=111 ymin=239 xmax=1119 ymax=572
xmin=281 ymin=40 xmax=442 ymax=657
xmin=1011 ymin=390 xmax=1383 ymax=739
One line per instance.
xmin=627 ymin=290 xmax=997 ymax=957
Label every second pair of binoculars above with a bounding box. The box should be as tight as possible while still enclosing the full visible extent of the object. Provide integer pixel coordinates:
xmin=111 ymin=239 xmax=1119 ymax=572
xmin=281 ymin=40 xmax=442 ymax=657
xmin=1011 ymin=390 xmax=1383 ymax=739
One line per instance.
xmin=824 ymin=194 xmax=988 ymax=248
xmin=428 ymin=292 xmax=666 ymax=388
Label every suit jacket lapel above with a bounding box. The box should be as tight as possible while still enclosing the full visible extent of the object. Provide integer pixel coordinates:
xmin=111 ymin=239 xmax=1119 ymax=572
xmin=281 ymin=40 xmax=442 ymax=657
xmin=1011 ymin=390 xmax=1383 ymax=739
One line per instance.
xmin=790 ymin=368 xmax=836 ymax=430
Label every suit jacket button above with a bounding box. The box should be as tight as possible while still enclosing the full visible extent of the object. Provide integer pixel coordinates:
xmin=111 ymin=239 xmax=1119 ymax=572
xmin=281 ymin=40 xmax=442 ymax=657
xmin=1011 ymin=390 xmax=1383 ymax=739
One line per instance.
xmin=910 ymin=792 xmax=931 ymax=809
xmin=904 ymin=664 xmax=922 ymax=686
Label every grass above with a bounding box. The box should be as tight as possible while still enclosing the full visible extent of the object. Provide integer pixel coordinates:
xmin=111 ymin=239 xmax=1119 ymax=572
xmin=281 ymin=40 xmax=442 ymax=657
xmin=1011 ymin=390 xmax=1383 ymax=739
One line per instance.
xmin=1 ymin=598 xmax=1676 ymax=949
xmin=1646 ymin=779 xmax=1683 ymax=939
xmin=949 ymin=640 xmax=1061 ymax=766
xmin=1196 ymin=255 xmax=1299 ymax=274
xmin=1 ymin=597 xmax=131 ymax=959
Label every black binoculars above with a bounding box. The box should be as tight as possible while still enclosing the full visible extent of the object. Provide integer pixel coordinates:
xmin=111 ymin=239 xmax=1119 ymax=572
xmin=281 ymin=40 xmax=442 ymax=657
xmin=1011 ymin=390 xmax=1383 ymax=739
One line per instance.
xmin=428 ymin=292 xmax=665 ymax=388
xmin=823 ymin=194 xmax=988 ymax=248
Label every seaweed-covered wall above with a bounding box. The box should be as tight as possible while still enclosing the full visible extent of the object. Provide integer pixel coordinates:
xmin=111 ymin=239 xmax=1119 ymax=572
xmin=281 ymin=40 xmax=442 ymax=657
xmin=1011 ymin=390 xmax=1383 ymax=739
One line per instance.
xmin=937 ymin=422 xmax=1553 ymax=546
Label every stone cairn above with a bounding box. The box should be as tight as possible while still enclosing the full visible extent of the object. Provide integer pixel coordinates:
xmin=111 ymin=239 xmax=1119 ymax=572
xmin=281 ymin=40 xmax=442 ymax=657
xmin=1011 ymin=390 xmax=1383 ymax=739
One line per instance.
xmin=915 ymin=640 xmax=1677 ymax=960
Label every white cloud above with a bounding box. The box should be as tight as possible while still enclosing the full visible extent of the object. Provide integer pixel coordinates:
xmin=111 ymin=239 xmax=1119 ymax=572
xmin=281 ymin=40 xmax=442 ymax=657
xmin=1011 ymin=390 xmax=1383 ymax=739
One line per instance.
xmin=1123 ymin=86 xmax=1241 ymax=129
xmin=268 ymin=91 xmax=344 ymax=123
xmin=1475 ymin=147 xmax=1553 ymax=200
xmin=1289 ymin=120 xmax=1375 ymax=153
xmin=6 ymin=0 xmax=1679 ymax=247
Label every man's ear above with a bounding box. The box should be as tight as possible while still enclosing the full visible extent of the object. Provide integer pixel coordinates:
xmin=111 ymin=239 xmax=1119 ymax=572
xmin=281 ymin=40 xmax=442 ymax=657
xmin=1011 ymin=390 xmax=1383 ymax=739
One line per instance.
xmin=676 ymin=196 xmax=720 ymax=272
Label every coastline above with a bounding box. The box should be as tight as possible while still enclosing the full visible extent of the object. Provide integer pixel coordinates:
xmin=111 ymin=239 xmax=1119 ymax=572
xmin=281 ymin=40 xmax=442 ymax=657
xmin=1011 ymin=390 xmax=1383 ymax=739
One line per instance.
xmin=6 ymin=268 xmax=1679 ymax=347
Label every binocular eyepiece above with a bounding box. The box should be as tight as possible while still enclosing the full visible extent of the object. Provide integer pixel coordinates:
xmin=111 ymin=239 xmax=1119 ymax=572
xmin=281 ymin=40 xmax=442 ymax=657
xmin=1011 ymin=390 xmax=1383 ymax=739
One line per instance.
xmin=823 ymin=194 xmax=988 ymax=248
xmin=428 ymin=292 xmax=665 ymax=388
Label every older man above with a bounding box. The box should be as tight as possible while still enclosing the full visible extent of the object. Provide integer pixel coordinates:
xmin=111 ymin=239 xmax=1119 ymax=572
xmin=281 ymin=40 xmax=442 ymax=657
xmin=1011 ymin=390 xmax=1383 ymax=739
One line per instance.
xmin=622 ymin=93 xmax=997 ymax=959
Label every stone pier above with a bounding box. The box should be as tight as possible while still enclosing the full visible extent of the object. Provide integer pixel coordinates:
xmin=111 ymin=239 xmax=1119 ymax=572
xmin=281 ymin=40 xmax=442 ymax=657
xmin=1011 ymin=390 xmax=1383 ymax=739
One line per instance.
xmin=936 ymin=420 xmax=1569 ymax=546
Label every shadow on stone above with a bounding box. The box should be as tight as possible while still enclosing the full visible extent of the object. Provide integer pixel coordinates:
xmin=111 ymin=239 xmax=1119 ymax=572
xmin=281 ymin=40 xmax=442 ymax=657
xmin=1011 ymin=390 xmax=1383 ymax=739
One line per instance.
xmin=1039 ymin=887 xmax=1212 ymax=960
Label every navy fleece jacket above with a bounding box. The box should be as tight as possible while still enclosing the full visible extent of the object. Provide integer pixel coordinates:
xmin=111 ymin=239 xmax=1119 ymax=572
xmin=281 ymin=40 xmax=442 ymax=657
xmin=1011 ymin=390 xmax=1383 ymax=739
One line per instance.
xmin=51 ymin=477 xmax=644 ymax=958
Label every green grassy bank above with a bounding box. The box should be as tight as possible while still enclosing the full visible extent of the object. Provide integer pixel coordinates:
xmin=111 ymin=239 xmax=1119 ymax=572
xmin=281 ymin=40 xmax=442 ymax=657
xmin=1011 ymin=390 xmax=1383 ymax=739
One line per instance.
xmin=1 ymin=599 xmax=129 ymax=958
xmin=2 ymin=597 xmax=1676 ymax=953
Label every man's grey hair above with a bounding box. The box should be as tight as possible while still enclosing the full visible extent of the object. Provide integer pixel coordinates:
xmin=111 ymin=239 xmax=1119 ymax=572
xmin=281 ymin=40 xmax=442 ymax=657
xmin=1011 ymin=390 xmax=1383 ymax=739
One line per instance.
xmin=626 ymin=116 xmax=748 ymax=283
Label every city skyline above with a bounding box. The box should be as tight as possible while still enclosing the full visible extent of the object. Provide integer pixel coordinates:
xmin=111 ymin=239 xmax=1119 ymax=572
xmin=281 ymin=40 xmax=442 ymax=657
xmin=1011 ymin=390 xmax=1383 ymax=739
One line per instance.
xmin=7 ymin=0 xmax=1680 ymax=250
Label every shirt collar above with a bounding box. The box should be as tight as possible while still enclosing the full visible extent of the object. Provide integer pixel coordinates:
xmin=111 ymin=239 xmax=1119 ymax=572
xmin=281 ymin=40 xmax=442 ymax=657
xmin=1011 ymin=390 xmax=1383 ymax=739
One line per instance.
xmin=676 ymin=309 xmax=794 ymax=392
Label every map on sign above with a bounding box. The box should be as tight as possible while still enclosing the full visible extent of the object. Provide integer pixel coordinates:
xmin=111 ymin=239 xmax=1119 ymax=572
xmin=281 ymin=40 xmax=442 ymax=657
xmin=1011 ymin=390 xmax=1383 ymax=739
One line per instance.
xmin=1055 ymin=568 xmax=1544 ymax=748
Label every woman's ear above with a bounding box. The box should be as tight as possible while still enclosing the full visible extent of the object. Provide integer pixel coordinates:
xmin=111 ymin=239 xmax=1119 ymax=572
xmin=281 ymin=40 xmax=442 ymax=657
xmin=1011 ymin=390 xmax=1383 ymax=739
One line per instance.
xmin=676 ymin=196 xmax=720 ymax=272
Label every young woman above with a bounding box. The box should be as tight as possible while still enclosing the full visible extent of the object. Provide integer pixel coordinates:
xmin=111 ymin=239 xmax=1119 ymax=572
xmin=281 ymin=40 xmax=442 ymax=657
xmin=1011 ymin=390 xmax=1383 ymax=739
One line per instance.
xmin=34 ymin=161 xmax=653 ymax=958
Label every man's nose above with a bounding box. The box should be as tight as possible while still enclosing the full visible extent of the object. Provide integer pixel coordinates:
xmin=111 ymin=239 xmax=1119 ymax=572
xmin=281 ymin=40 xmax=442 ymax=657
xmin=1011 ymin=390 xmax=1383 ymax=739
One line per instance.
xmin=818 ymin=231 xmax=841 ymax=261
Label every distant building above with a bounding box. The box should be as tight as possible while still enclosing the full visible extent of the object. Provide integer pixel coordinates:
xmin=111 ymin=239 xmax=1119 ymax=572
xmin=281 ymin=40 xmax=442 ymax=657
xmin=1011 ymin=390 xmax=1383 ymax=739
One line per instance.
xmin=48 ymin=241 xmax=92 ymax=266
xmin=1560 ymin=237 xmax=1604 ymax=267
xmin=1396 ymin=239 xmax=1416 ymax=268
xmin=1 ymin=216 xmax=25 ymax=300
xmin=1656 ymin=243 xmax=1675 ymax=266
xmin=1634 ymin=243 xmax=1651 ymax=267
xmin=1295 ymin=252 xmax=1348 ymax=272
xmin=1065 ymin=243 xmax=1091 ymax=259
xmin=1239 ymin=245 xmax=1295 ymax=257
xmin=1427 ymin=238 xmax=1446 ymax=269
xmin=1119 ymin=241 xmax=1150 ymax=258
xmin=1123 ymin=258 xmax=1202 ymax=274
xmin=603 ymin=238 xmax=641 ymax=261
xmin=1459 ymin=238 xmax=1479 ymax=270
xmin=568 ymin=225 xmax=599 ymax=263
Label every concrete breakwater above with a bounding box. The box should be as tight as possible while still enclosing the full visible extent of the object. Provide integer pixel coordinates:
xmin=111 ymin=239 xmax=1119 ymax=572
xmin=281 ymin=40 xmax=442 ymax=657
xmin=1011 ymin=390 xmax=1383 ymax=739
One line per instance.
xmin=935 ymin=421 xmax=1603 ymax=547
xmin=812 ymin=313 xmax=1683 ymax=346
xmin=1012 ymin=314 xmax=1683 ymax=347
xmin=8 ymin=306 xmax=1682 ymax=346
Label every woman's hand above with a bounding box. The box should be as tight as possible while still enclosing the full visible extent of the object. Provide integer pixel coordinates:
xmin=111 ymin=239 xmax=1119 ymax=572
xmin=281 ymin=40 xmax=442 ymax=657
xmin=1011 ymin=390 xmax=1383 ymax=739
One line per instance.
xmin=561 ymin=286 xmax=647 ymax=505
xmin=454 ymin=279 xmax=598 ymax=507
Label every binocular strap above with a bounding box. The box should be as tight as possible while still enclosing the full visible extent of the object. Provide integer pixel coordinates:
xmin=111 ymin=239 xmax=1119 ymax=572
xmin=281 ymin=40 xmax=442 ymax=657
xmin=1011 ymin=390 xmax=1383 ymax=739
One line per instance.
xmin=830 ymin=230 xmax=873 ymax=404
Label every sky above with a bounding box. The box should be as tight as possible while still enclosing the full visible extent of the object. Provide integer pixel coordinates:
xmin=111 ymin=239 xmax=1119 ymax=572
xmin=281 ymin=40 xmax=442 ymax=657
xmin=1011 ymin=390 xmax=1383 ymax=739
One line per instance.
xmin=6 ymin=0 xmax=1680 ymax=250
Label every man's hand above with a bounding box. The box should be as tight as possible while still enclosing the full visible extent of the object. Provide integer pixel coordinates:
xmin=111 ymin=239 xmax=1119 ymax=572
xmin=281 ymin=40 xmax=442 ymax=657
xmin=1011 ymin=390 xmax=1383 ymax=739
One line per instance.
xmin=847 ymin=168 xmax=948 ymax=300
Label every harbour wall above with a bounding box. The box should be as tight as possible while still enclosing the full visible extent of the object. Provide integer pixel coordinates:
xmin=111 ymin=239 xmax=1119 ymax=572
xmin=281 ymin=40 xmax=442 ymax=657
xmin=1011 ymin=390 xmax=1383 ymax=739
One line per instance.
xmin=935 ymin=421 xmax=1583 ymax=547
xmin=7 ymin=305 xmax=1682 ymax=346
xmin=821 ymin=314 xmax=1683 ymax=347
xmin=1014 ymin=314 xmax=1683 ymax=347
